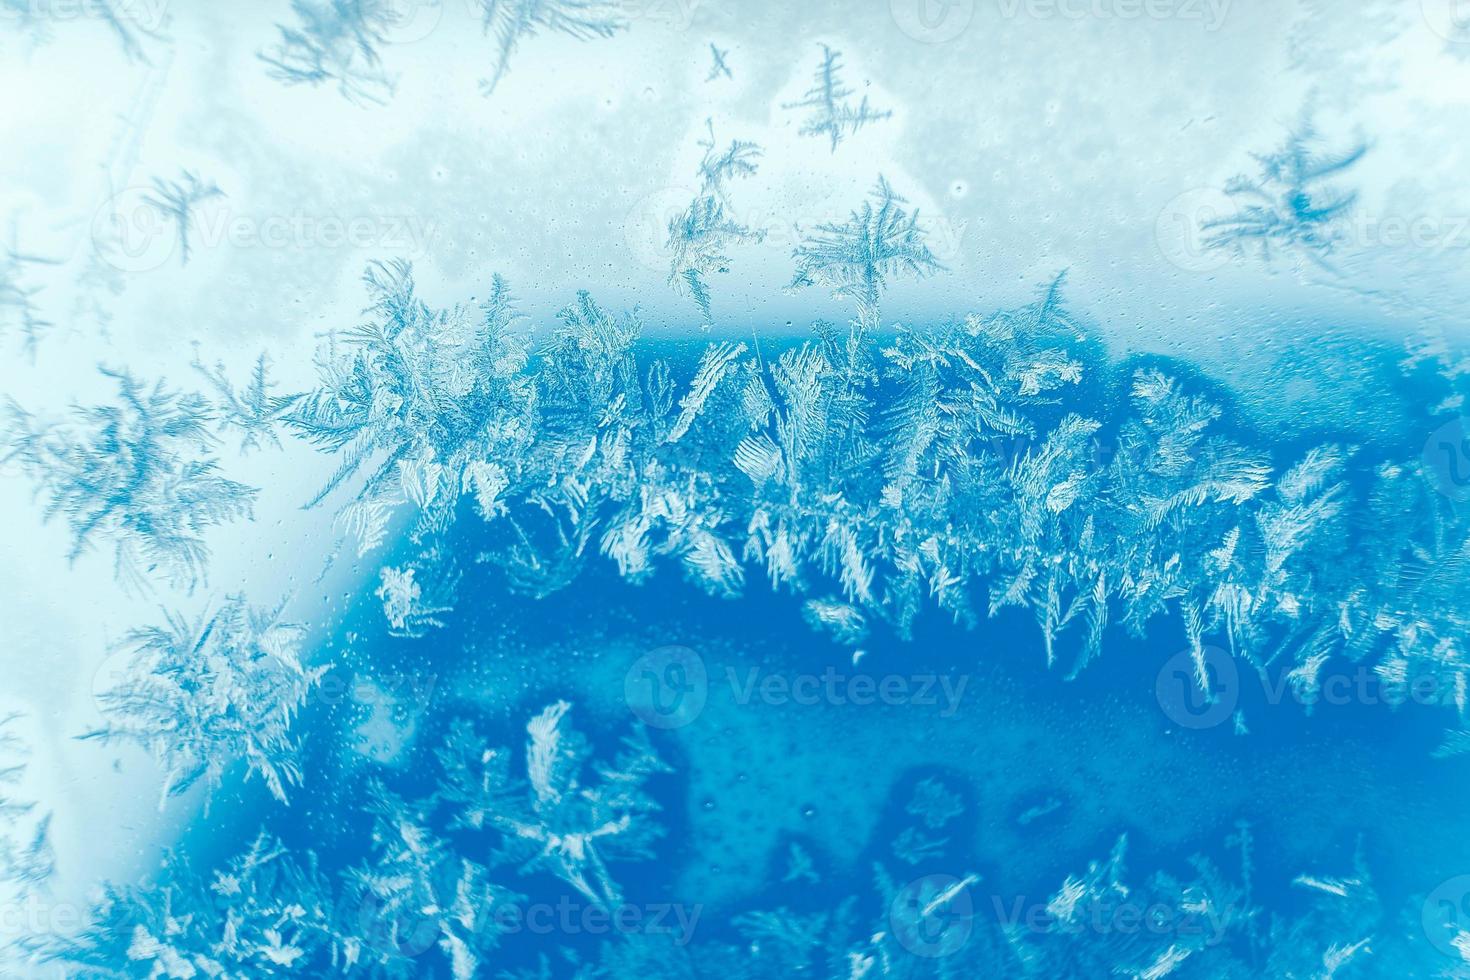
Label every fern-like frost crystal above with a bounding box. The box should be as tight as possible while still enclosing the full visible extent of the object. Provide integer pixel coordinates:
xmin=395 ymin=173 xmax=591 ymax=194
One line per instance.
xmin=3 ymin=368 xmax=257 ymax=592
xmin=84 ymin=596 xmax=323 ymax=804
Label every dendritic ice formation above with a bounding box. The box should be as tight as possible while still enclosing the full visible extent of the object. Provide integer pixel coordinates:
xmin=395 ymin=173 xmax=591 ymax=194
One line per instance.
xmin=2 ymin=367 xmax=257 ymax=594
xmin=260 ymin=0 xmax=403 ymax=106
xmin=256 ymin=262 xmax=1468 ymax=744
xmin=259 ymin=0 xmax=628 ymax=104
xmin=83 ymin=596 xmax=322 ymax=805
xmin=43 ymin=702 xmax=672 ymax=978
xmin=8 ymin=254 xmax=1469 ymax=774
xmin=0 ymin=715 xmax=53 ymax=971
xmin=1203 ymin=119 xmax=1369 ymax=271
xmin=26 ymin=706 xmax=1469 ymax=977
xmin=665 ymin=121 xmax=766 ymax=329
xmin=0 ymin=223 xmax=58 ymax=359
xmin=783 ymin=44 xmax=892 ymax=152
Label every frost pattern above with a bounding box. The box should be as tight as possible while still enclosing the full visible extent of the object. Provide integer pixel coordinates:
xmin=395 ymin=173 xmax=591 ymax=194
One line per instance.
xmin=260 ymin=0 xmax=401 ymax=106
xmin=2 ymin=0 xmax=167 ymax=61
xmin=83 ymin=596 xmax=323 ymax=804
xmin=2 ymin=368 xmax=257 ymax=593
xmin=51 ymin=831 xmax=339 ymax=977
xmin=440 ymin=700 xmax=671 ymax=906
xmin=0 ymin=222 xmax=57 ymax=358
xmin=0 ymin=715 xmax=53 ymax=971
xmin=783 ymin=43 xmax=892 ymax=152
xmin=266 ymin=265 xmax=1470 ymax=741
xmin=666 ymin=120 xmax=765 ymax=328
xmin=48 ymin=701 xmax=670 ymax=977
xmin=789 ymin=175 xmax=944 ymax=332
xmin=44 ymin=765 xmax=1462 ymax=977
xmin=476 ymin=0 xmax=626 ymax=95
xmin=706 ymin=42 xmax=731 ymax=81
xmin=285 ymin=259 xmax=534 ymax=568
xmin=192 ymin=351 xmax=302 ymax=454
xmin=1203 ymin=119 xmax=1368 ymax=270
xmin=141 ymin=171 xmax=225 ymax=268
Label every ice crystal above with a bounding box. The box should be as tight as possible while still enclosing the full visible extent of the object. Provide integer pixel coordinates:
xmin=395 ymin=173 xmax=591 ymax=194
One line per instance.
xmin=376 ymin=562 xmax=457 ymax=638
xmin=286 ymin=260 xmax=533 ymax=562
xmin=93 ymin=0 xmax=167 ymax=63
xmin=706 ymin=42 xmax=731 ymax=81
xmin=47 ymin=752 xmax=1464 ymax=977
xmin=7 ymin=0 xmax=168 ymax=62
xmin=2 ymin=368 xmax=257 ymax=592
xmin=435 ymin=701 xmax=671 ymax=906
xmin=666 ymin=121 xmax=765 ymax=328
xmin=260 ymin=0 xmax=401 ymax=106
xmin=1203 ymin=120 xmax=1368 ymax=270
xmin=0 ymin=222 xmax=58 ymax=358
xmin=789 ymin=176 xmax=944 ymax=331
xmin=83 ymin=596 xmax=323 ymax=805
xmin=783 ymin=44 xmax=891 ymax=152
xmin=476 ymin=0 xmax=626 ymax=95
xmin=1 ymin=716 xmax=53 ymax=972
xmin=0 ymin=715 xmax=52 ymax=894
xmin=193 ymin=351 xmax=302 ymax=453
xmin=280 ymin=265 xmax=1470 ymax=741
xmin=345 ymin=783 xmax=522 ymax=978
xmin=50 ymin=832 xmax=338 ymax=977
xmin=141 ymin=171 xmax=224 ymax=267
